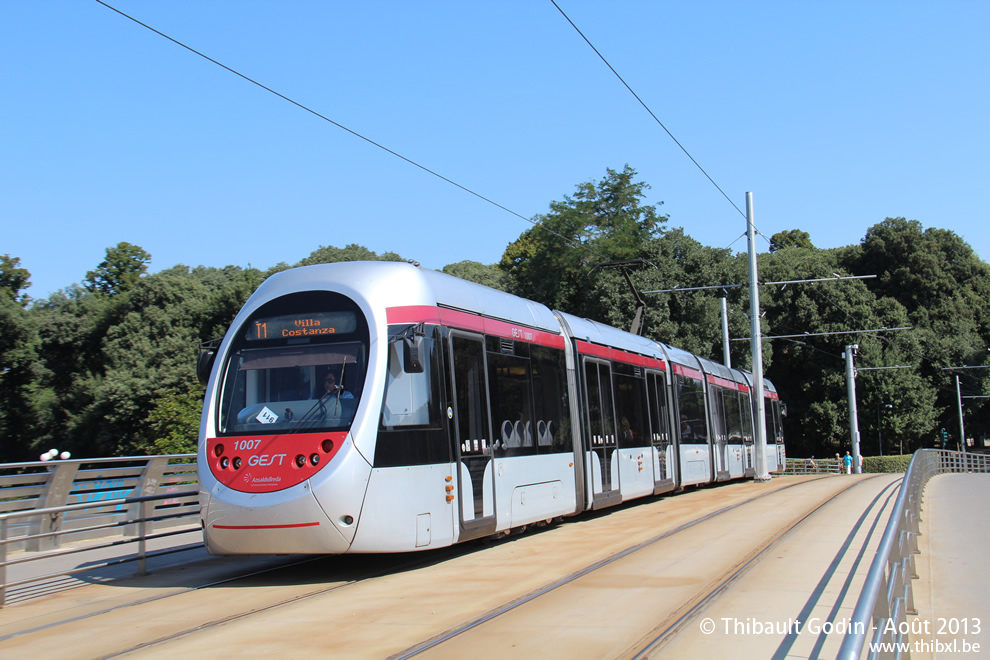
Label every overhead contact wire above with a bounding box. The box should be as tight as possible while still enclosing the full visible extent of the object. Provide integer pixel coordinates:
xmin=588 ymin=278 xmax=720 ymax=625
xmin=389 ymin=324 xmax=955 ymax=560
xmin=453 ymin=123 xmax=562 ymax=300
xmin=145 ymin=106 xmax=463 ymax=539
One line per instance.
xmin=94 ymin=0 xmax=610 ymax=263
xmin=551 ymin=0 xmax=747 ymax=222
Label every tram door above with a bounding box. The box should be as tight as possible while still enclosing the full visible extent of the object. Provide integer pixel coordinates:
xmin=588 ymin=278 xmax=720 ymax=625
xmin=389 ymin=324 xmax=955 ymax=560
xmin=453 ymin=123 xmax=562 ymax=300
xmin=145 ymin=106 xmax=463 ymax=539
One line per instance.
xmin=740 ymin=391 xmax=755 ymax=477
xmin=449 ymin=332 xmax=497 ymax=538
xmin=646 ymin=370 xmax=677 ymax=492
xmin=710 ymin=387 xmax=730 ymax=481
xmin=583 ymin=358 xmax=621 ymax=508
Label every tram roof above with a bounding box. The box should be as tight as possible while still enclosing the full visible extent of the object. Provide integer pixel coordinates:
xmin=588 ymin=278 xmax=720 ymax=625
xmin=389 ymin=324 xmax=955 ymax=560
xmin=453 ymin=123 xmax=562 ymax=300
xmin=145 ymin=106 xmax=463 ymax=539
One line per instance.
xmin=555 ymin=311 xmax=665 ymax=359
xmin=417 ymin=266 xmax=562 ymax=333
xmin=265 ymin=262 xmax=563 ymax=335
xmin=657 ymin=342 xmax=704 ymax=371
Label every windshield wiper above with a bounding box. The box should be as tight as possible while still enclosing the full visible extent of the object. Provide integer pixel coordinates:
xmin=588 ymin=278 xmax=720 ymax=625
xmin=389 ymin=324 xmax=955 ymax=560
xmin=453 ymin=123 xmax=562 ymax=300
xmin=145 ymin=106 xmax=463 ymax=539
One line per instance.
xmin=285 ymin=389 xmax=338 ymax=433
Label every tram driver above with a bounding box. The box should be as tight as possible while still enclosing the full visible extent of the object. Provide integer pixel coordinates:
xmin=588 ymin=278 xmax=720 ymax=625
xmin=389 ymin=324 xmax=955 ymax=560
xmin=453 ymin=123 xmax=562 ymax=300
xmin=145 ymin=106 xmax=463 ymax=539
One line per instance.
xmin=321 ymin=371 xmax=354 ymax=399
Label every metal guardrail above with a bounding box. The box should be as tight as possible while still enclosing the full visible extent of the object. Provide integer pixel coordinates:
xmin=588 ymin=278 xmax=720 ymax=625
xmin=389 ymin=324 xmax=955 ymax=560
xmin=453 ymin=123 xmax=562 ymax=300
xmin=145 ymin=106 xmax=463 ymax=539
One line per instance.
xmin=0 ymin=490 xmax=201 ymax=608
xmin=838 ymin=449 xmax=990 ymax=659
xmin=0 ymin=454 xmax=197 ymax=551
xmin=0 ymin=454 xmax=201 ymax=608
xmin=784 ymin=457 xmax=844 ymax=474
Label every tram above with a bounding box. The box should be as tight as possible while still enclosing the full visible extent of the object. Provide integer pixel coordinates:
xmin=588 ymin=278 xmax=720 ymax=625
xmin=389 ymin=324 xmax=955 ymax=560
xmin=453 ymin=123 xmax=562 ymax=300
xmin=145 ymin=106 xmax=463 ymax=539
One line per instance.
xmin=196 ymin=261 xmax=785 ymax=554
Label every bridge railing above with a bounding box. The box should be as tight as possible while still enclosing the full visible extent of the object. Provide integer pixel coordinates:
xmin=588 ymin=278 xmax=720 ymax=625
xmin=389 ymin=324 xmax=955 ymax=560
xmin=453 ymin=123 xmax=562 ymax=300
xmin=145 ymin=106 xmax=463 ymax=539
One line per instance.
xmin=0 ymin=489 xmax=200 ymax=608
xmin=0 ymin=454 xmax=201 ymax=608
xmin=784 ymin=457 xmax=844 ymax=474
xmin=838 ymin=449 xmax=990 ymax=659
xmin=0 ymin=454 xmax=197 ymax=552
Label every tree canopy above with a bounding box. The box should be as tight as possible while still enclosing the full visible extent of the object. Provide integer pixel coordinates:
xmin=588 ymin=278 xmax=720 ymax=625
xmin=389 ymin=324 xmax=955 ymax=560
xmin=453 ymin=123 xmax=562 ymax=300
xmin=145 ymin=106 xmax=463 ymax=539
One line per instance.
xmin=769 ymin=229 xmax=814 ymax=252
xmin=500 ymin=165 xmax=666 ymax=319
xmin=84 ymin=242 xmax=151 ymax=296
xmin=1 ymin=173 xmax=987 ymax=463
xmin=0 ymin=254 xmax=31 ymax=305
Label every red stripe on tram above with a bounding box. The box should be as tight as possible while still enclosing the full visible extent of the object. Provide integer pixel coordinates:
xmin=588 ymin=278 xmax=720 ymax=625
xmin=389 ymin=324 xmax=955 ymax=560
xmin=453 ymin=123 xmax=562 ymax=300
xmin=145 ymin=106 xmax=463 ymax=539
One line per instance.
xmin=213 ymin=522 xmax=321 ymax=530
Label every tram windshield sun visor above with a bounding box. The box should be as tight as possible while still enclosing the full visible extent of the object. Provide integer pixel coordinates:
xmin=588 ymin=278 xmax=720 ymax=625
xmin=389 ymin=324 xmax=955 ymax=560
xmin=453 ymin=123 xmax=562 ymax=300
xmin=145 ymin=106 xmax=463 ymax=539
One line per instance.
xmin=237 ymin=345 xmax=359 ymax=371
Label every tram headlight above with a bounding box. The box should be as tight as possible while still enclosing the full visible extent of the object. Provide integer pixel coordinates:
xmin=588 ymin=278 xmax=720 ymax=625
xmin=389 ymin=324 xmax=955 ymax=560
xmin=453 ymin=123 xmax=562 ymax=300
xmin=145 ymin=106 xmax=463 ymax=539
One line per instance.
xmin=295 ymin=454 xmax=306 ymax=468
xmin=220 ymin=456 xmax=229 ymax=469
xmin=232 ymin=457 xmax=242 ymax=470
xmin=310 ymin=453 xmax=320 ymax=467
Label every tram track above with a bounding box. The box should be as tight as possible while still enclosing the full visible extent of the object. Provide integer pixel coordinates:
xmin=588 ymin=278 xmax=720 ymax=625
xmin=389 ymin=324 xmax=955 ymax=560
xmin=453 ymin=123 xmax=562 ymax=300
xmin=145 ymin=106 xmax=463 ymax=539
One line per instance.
xmin=0 ymin=543 xmax=473 ymax=658
xmin=627 ymin=474 xmax=901 ymax=658
xmin=0 ymin=475 xmax=875 ymax=659
xmin=386 ymin=475 xmax=876 ymax=659
xmin=97 ymin=547 xmax=474 ymax=660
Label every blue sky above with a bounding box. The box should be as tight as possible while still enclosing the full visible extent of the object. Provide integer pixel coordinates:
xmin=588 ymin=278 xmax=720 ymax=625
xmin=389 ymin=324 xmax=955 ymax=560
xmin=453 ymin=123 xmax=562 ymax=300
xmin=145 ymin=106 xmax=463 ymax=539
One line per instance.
xmin=3 ymin=1 xmax=988 ymax=299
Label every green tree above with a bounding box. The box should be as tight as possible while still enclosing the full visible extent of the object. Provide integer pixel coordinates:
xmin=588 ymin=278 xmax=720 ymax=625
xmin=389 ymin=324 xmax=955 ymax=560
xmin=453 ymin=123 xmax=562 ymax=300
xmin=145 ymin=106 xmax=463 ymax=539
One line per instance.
xmin=0 ymin=296 xmax=40 ymax=461
xmin=619 ymin=229 xmax=740 ymax=356
xmin=295 ymin=243 xmax=404 ymax=268
xmin=500 ymin=165 xmax=666 ymax=319
xmin=191 ymin=265 xmax=265 ymax=340
xmin=29 ymin=266 xmax=213 ymax=457
xmin=141 ymin=385 xmax=206 ymax=455
xmin=28 ymin=285 xmax=116 ymax=458
xmin=841 ymin=217 xmax=990 ymax=449
xmin=769 ymin=229 xmax=814 ymax=252
xmin=755 ymin=244 xmax=930 ymax=456
xmin=84 ymin=242 xmax=151 ymax=295
xmin=442 ymin=260 xmax=509 ymax=291
xmin=0 ymin=254 xmax=31 ymax=305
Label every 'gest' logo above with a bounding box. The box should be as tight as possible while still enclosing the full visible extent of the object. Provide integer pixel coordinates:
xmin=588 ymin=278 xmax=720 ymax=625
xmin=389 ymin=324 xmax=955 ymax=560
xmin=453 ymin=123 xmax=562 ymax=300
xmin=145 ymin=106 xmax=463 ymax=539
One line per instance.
xmin=248 ymin=453 xmax=287 ymax=467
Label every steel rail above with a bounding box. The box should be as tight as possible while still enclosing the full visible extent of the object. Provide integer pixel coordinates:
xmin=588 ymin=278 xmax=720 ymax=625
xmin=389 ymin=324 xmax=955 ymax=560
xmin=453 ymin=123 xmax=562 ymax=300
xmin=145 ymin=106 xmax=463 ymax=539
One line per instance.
xmin=388 ymin=476 xmax=845 ymax=659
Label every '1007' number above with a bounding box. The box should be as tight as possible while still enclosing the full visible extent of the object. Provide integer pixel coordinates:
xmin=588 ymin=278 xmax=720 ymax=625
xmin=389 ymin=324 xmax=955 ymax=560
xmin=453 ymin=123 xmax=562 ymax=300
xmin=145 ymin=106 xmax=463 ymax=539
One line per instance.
xmin=234 ymin=439 xmax=262 ymax=451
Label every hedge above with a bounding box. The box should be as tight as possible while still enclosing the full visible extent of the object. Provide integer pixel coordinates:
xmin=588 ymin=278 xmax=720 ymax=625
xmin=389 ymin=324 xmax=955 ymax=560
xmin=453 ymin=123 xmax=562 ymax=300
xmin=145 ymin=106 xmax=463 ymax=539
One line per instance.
xmin=861 ymin=454 xmax=912 ymax=474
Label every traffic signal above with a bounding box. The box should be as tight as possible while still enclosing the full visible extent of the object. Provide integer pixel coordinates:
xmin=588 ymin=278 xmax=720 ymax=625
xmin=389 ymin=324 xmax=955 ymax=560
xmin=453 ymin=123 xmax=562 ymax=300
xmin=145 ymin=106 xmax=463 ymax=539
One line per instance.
xmin=940 ymin=428 xmax=948 ymax=448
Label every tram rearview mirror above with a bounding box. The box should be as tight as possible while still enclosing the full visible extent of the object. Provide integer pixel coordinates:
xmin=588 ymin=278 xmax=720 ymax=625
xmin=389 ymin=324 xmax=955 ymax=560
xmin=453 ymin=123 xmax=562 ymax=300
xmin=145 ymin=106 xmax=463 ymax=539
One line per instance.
xmin=196 ymin=337 xmax=222 ymax=386
xmin=403 ymin=336 xmax=425 ymax=373
xmin=197 ymin=348 xmax=216 ymax=386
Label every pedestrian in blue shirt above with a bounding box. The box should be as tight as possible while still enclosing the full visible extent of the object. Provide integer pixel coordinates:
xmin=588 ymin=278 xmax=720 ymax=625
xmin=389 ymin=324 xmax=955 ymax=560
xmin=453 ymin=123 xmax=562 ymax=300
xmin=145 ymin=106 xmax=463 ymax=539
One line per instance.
xmin=843 ymin=451 xmax=853 ymax=474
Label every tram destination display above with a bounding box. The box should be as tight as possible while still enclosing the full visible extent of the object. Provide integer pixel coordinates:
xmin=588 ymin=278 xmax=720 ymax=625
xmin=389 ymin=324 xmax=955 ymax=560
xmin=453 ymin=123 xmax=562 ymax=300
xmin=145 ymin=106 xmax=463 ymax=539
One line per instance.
xmin=246 ymin=311 xmax=357 ymax=341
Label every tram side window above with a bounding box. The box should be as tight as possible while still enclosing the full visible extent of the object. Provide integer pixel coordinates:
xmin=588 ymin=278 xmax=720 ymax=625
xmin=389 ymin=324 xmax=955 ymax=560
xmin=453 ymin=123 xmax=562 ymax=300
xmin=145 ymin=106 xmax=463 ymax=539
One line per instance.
xmin=531 ymin=346 xmax=570 ymax=454
xmin=772 ymin=399 xmax=785 ymax=444
xmin=741 ymin=391 xmax=755 ymax=442
xmin=584 ymin=360 xmax=616 ymax=446
xmin=764 ymin=398 xmax=778 ymax=443
xmin=613 ymin=371 xmax=649 ymax=449
xmin=487 ymin=348 xmax=536 ymax=457
xmin=646 ymin=372 xmax=671 ymax=443
xmin=376 ymin=328 xmax=448 ymax=467
xmin=453 ymin=335 xmax=491 ymax=452
xmin=677 ymin=375 xmax=708 ymax=443
xmin=709 ymin=386 xmax=727 ymax=441
xmin=725 ymin=390 xmax=743 ymax=443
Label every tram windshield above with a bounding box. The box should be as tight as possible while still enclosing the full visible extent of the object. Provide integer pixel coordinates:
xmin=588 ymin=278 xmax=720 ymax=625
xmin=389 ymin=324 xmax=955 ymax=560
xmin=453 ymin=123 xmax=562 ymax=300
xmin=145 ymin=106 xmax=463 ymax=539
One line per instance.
xmin=215 ymin=291 xmax=369 ymax=435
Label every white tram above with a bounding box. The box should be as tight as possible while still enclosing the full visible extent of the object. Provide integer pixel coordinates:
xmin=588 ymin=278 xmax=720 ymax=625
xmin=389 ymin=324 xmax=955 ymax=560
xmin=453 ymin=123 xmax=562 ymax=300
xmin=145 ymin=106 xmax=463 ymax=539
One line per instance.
xmin=197 ymin=261 xmax=785 ymax=555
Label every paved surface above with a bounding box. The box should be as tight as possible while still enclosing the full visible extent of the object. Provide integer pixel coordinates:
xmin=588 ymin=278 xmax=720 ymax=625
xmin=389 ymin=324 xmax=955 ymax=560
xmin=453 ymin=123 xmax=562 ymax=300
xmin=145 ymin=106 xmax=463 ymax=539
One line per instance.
xmin=658 ymin=473 xmax=903 ymax=658
xmin=1 ymin=474 xmax=901 ymax=659
xmin=5 ymin=472 xmax=985 ymax=659
xmin=913 ymin=473 xmax=990 ymax=659
xmin=2 ymin=526 xmax=209 ymax=606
